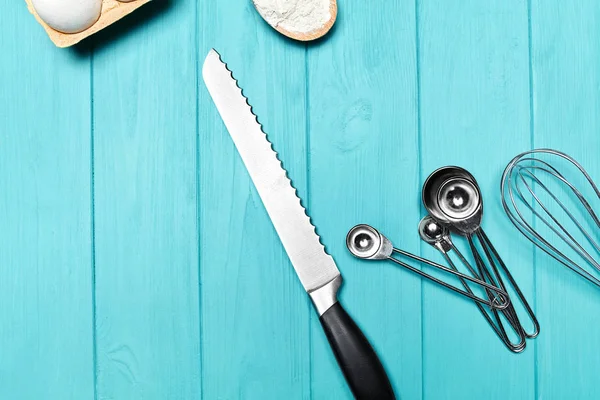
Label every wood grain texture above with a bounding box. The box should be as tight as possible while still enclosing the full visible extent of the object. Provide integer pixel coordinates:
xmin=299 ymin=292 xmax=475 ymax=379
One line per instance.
xmin=307 ymin=0 xmax=421 ymax=398
xmin=530 ymin=2 xmax=600 ymax=399
xmin=91 ymin=1 xmax=200 ymax=398
xmin=418 ymin=1 xmax=534 ymax=399
xmin=0 ymin=1 xmax=94 ymax=398
xmin=198 ymin=1 xmax=310 ymax=398
xmin=2 ymin=0 xmax=600 ymax=399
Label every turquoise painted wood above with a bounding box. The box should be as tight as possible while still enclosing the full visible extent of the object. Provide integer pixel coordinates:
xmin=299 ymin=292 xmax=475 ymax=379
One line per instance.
xmin=92 ymin=1 xmax=201 ymax=399
xmin=530 ymin=2 xmax=600 ymax=399
xmin=0 ymin=1 xmax=94 ymax=398
xmin=198 ymin=1 xmax=311 ymax=398
xmin=418 ymin=2 xmax=535 ymax=399
xmin=307 ymin=1 xmax=421 ymax=398
xmin=92 ymin=0 xmax=200 ymax=398
xmin=1 ymin=0 xmax=599 ymax=398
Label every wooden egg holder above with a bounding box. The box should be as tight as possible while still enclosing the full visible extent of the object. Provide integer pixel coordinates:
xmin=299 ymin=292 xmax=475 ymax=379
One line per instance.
xmin=25 ymin=0 xmax=151 ymax=48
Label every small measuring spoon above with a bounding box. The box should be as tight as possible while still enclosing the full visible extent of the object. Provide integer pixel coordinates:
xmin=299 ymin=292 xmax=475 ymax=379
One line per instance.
xmin=252 ymin=0 xmax=337 ymax=41
xmin=346 ymin=224 xmax=509 ymax=310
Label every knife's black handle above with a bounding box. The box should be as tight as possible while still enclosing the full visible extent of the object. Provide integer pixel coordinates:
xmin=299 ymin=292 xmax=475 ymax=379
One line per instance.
xmin=320 ymin=302 xmax=395 ymax=400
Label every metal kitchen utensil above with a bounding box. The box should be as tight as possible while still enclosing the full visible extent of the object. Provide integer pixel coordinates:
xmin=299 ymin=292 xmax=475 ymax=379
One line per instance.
xmin=419 ymin=216 xmax=526 ymax=353
xmin=423 ymin=166 xmax=540 ymax=346
xmin=346 ymin=224 xmax=510 ymax=310
xmin=203 ymin=49 xmax=395 ymax=400
xmin=501 ymin=148 xmax=600 ymax=287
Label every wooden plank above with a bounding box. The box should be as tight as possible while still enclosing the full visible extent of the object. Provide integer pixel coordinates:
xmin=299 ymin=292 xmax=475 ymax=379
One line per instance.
xmin=0 ymin=2 xmax=94 ymax=398
xmin=307 ymin=0 xmax=421 ymax=398
xmin=418 ymin=1 xmax=534 ymax=398
xmin=92 ymin=1 xmax=200 ymax=398
xmin=198 ymin=1 xmax=310 ymax=398
xmin=530 ymin=2 xmax=600 ymax=399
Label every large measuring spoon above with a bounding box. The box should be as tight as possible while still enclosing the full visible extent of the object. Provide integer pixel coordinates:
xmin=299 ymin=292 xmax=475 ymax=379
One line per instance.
xmin=252 ymin=0 xmax=337 ymax=41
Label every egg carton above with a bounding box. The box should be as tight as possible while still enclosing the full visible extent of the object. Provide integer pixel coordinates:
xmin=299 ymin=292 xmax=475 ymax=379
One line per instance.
xmin=25 ymin=0 xmax=151 ymax=48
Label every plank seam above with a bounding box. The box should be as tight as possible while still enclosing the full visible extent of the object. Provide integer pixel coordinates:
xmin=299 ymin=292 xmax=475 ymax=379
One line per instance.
xmin=90 ymin=46 xmax=99 ymax=400
xmin=305 ymin=43 xmax=314 ymax=400
xmin=526 ymin=0 xmax=539 ymax=398
xmin=195 ymin=0 xmax=204 ymax=396
xmin=414 ymin=0 xmax=424 ymax=398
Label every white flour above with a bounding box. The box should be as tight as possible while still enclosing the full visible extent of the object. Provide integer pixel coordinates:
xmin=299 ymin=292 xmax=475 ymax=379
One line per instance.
xmin=253 ymin=0 xmax=331 ymax=34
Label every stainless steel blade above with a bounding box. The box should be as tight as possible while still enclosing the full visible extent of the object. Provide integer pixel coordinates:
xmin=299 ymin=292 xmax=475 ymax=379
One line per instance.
xmin=202 ymin=49 xmax=339 ymax=292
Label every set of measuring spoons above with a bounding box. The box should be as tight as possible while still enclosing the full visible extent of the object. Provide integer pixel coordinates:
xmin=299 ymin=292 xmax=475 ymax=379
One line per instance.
xmin=347 ymin=166 xmax=540 ymax=353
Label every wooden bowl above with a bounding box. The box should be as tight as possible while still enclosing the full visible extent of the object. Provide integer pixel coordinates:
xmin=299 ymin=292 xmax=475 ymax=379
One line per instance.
xmin=254 ymin=0 xmax=337 ymax=41
xmin=25 ymin=0 xmax=151 ymax=48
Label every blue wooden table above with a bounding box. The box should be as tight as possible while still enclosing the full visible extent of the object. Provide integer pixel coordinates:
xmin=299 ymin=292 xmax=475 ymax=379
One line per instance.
xmin=1 ymin=0 xmax=599 ymax=398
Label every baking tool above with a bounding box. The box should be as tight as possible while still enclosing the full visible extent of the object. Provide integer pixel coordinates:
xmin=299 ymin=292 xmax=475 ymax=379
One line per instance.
xmin=501 ymin=148 xmax=600 ymax=287
xmin=25 ymin=0 xmax=151 ymax=48
xmin=202 ymin=49 xmax=394 ymax=400
xmin=419 ymin=216 xmax=526 ymax=353
xmin=252 ymin=0 xmax=337 ymax=41
xmin=423 ymin=166 xmax=540 ymax=346
xmin=346 ymin=224 xmax=510 ymax=310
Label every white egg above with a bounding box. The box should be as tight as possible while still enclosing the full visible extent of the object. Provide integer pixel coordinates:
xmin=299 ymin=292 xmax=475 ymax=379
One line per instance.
xmin=31 ymin=0 xmax=102 ymax=34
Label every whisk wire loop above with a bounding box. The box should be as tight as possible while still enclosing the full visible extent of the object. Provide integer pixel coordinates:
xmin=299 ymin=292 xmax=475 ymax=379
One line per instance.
xmin=502 ymin=148 xmax=600 ymax=287
xmin=517 ymin=166 xmax=600 ymax=261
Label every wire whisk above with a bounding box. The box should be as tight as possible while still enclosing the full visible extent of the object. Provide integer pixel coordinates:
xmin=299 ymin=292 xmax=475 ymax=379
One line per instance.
xmin=501 ymin=148 xmax=600 ymax=287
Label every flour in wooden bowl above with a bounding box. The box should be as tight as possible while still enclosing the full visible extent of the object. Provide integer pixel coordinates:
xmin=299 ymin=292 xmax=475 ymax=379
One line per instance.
xmin=253 ymin=0 xmax=334 ymax=37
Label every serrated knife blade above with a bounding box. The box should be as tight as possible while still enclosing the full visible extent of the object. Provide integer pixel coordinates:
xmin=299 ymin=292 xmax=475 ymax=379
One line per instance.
xmin=202 ymin=49 xmax=338 ymax=292
xmin=203 ymin=49 xmax=395 ymax=400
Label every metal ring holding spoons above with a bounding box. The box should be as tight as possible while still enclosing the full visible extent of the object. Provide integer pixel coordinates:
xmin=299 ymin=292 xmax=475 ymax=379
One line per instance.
xmin=346 ymin=224 xmax=510 ymax=310
xmin=423 ymin=166 xmax=540 ymax=342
